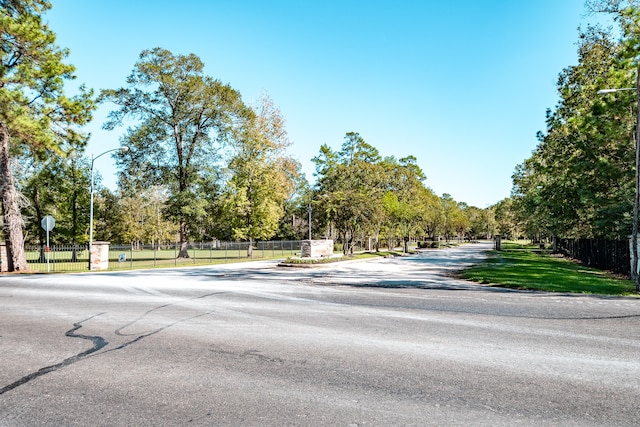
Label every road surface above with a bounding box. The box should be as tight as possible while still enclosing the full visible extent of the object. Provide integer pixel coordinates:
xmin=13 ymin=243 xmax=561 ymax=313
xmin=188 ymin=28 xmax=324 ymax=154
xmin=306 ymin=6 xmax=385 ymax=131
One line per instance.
xmin=1 ymin=242 xmax=639 ymax=426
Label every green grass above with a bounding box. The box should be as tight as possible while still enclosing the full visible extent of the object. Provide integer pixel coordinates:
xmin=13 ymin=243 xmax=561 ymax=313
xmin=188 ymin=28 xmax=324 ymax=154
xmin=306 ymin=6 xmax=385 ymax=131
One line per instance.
xmin=281 ymin=250 xmax=407 ymax=265
xmin=25 ymin=245 xmax=414 ymax=272
xmin=501 ymin=241 xmax=543 ymax=251
xmin=26 ymin=247 xmax=299 ymax=273
xmin=461 ymin=248 xmax=637 ymax=295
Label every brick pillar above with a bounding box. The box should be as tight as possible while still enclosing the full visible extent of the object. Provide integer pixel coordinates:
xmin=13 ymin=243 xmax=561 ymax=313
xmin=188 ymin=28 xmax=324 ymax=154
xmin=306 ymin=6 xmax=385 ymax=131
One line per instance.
xmin=90 ymin=241 xmax=110 ymax=271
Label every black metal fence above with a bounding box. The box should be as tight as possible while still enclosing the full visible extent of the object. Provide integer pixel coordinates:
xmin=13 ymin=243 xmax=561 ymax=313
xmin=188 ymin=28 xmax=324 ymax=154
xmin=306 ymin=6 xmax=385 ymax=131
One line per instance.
xmin=25 ymin=240 xmax=303 ymax=273
xmin=554 ymin=237 xmax=630 ymax=277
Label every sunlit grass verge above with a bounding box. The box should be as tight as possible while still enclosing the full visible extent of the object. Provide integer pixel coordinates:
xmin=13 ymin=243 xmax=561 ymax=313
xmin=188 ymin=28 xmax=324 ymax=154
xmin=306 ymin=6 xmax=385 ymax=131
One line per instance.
xmin=27 ymin=249 xmax=300 ymax=273
xmin=461 ymin=249 xmax=636 ymax=296
xmin=106 ymin=255 xmax=274 ymax=271
xmin=281 ymin=250 xmax=408 ymax=265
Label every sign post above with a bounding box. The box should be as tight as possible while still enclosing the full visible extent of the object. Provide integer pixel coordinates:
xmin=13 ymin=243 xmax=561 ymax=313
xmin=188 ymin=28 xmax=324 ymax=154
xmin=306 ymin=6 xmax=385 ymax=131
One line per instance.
xmin=40 ymin=215 xmax=55 ymax=272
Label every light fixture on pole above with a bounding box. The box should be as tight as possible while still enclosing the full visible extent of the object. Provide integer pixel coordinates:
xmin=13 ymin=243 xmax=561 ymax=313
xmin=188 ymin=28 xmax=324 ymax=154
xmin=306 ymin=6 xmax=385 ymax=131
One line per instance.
xmin=598 ymin=81 xmax=640 ymax=292
xmin=88 ymin=146 xmax=129 ymax=270
xmin=597 ymin=88 xmax=636 ymax=94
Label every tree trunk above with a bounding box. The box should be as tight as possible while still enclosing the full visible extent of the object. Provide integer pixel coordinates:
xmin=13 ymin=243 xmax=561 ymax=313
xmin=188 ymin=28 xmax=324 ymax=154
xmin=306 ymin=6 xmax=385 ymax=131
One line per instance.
xmin=32 ymin=187 xmax=46 ymax=262
xmin=247 ymin=237 xmax=253 ymax=258
xmin=342 ymin=232 xmax=348 ymax=255
xmin=177 ymin=220 xmax=189 ymax=258
xmin=71 ymin=244 xmax=78 ymax=262
xmin=0 ymin=123 xmax=28 ymax=271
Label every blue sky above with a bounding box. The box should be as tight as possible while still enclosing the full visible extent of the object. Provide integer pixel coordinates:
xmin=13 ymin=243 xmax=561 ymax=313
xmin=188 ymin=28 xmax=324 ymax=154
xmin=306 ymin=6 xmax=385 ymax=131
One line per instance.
xmin=46 ymin=0 xmax=598 ymax=207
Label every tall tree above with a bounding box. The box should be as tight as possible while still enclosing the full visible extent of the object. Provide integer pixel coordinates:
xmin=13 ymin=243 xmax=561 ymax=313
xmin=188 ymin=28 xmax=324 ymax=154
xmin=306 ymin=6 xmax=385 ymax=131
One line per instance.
xmin=273 ymin=175 xmax=311 ymax=241
xmin=20 ymin=155 xmax=91 ymax=249
xmin=18 ymin=156 xmax=59 ymax=246
xmin=312 ymin=133 xmax=444 ymax=252
xmin=221 ymin=94 xmax=301 ymax=256
xmin=416 ymin=186 xmax=444 ymax=241
xmin=382 ymin=155 xmax=427 ymax=252
xmin=117 ymin=186 xmax=177 ymax=247
xmin=512 ymin=23 xmax=635 ymax=239
xmin=441 ymin=194 xmax=468 ymax=241
xmin=312 ymin=132 xmax=383 ymax=254
xmin=60 ymin=156 xmax=91 ymax=249
xmin=101 ymin=48 xmax=249 ymax=257
xmin=0 ymin=0 xmax=94 ymax=270
xmin=493 ymin=198 xmax=520 ymax=239
xmin=463 ymin=205 xmax=492 ymax=240
xmin=92 ymin=188 xmax=127 ymax=244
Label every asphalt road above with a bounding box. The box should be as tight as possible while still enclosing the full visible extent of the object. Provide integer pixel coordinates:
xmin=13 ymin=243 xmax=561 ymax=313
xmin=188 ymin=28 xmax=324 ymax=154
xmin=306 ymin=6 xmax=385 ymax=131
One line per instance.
xmin=1 ymin=242 xmax=640 ymax=426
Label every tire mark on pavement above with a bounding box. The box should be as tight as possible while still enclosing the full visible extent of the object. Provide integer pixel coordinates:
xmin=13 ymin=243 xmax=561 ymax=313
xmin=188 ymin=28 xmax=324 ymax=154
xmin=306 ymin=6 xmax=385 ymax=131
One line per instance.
xmin=114 ymin=291 xmax=224 ymax=337
xmin=104 ymin=310 xmax=214 ymax=353
xmin=0 ymin=313 xmax=108 ymax=395
xmin=0 ymin=291 xmax=224 ymax=395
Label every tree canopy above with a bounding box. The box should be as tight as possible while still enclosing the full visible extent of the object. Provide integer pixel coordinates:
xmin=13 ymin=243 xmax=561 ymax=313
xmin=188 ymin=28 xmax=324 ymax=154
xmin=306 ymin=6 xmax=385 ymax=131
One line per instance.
xmin=0 ymin=3 xmax=498 ymax=265
xmin=509 ymin=2 xmax=640 ymax=240
xmin=220 ymin=94 xmax=301 ymax=256
xmin=0 ymin=0 xmax=94 ymax=270
xmin=101 ymin=47 xmax=249 ymax=257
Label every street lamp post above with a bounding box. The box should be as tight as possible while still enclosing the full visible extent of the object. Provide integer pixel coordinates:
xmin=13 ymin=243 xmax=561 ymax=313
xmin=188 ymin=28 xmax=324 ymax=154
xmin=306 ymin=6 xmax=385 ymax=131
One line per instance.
xmin=308 ymin=202 xmax=312 ymax=240
xmin=598 ymin=74 xmax=640 ymax=292
xmin=88 ymin=146 xmax=129 ymax=270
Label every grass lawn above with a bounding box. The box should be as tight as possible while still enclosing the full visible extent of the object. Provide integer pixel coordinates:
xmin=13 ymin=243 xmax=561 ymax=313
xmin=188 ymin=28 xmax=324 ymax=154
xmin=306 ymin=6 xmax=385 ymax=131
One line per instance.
xmin=281 ymin=250 xmax=411 ymax=265
xmin=461 ymin=243 xmax=637 ymax=296
xmin=26 ymin=247 xmax=300 ymax=273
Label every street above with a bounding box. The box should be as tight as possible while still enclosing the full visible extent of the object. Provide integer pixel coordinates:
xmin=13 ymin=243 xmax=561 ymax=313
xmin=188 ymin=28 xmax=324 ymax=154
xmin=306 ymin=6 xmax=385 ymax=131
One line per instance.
xmin=1 ymin=242 xmax=640 ymax=426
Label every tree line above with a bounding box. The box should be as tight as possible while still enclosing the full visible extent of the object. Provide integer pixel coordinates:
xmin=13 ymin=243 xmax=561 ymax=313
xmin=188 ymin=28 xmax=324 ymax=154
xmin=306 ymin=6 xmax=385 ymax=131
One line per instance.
xmin=0 ymin=0 xmax=495 ymax=272
xmin=493 ymin=1 xmax=640 ymax=243
xmin=308 ymin=132 xmax=493 ymax=254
